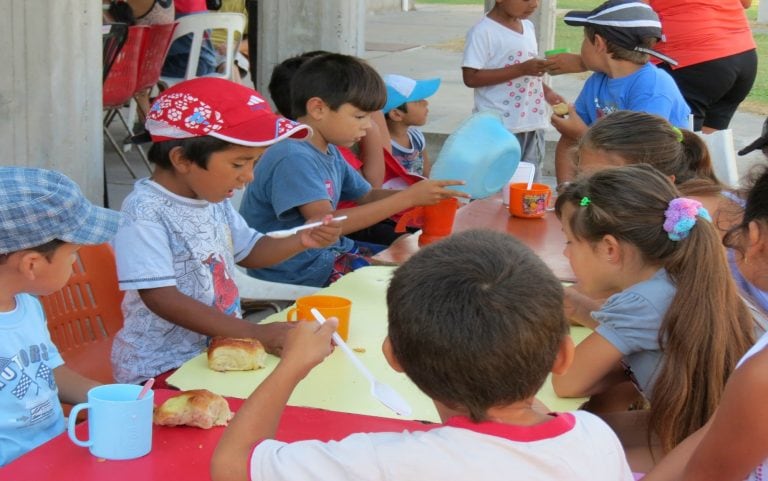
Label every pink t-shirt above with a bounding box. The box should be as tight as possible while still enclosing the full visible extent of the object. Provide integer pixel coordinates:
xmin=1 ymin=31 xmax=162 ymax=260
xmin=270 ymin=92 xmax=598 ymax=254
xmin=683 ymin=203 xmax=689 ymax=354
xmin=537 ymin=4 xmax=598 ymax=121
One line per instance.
xmin=650 ymin=0 xmax=755 ymax=69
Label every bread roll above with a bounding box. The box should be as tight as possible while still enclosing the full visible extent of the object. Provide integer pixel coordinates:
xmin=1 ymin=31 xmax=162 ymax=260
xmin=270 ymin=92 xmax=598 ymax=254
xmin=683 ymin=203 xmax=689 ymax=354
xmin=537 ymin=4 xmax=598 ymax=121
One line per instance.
xmin=552 ymin=102 xmax=569 ymax=117
xmin=153 ymin=389 xmax=233 ymax=429
xmin=207 ymin=337 xmax=266 ymax=372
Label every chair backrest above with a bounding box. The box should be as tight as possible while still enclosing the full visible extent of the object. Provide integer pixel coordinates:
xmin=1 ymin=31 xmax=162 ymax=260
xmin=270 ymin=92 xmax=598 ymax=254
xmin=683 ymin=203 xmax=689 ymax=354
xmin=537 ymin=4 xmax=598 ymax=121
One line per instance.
xmin=102 ymin=23 xmax=129 ymax=83
xmin=162 ymin=12 xmax=246 ymax=84
xmin=135 ymin=22 xmax=178 ymax=92
xmin=40 ymin=244 xmax=124 ymax=355
xmin=103 ymin=25 xmax=148 ymax=109
xmin=697 ymin=129 xmax=740 ymax=187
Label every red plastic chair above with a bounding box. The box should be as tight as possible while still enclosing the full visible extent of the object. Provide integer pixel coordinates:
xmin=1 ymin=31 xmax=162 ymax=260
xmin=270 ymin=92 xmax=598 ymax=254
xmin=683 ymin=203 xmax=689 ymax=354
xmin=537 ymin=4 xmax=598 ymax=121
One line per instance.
xmin=39 ymin=244 xmax=124 ymax=385
xmin=134 ymin=22 xmax=178 ymax=117
xmin=103 ymin=24 xmax=150 ymax=181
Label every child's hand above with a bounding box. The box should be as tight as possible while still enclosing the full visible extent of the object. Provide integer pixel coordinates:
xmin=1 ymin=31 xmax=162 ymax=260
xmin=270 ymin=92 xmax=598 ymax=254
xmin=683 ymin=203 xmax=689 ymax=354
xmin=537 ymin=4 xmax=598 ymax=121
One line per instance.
xmin=251 ymin=321 xmax=296 ymax=356
xmin=544 ymin=53 xmax=587 ymax=76
xmin=278 ymin=317 xmax=337 ymax=378
xmin=518 ymin=58 xmax=550 ymax=77
xmin=298 ymin=214 xmax=343 ymax=249
xmin=550 ymin=105 xmax=588 ymax=139
xmin=544 ymin=88 xmax=566 ymax=107
xmin=405 ymin=179 xmax=469 ymax=207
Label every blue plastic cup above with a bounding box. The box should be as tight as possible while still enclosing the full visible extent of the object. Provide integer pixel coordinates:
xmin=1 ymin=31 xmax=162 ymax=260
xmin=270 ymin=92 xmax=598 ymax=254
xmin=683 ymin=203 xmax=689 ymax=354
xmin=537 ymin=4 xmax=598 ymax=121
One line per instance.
xmin=67 ymin=384 xmax=153 ymax=460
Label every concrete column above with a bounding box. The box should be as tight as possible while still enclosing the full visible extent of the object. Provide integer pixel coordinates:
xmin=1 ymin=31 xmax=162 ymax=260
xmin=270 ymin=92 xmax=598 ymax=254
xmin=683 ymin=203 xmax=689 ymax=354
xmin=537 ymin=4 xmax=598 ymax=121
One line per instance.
xmin=483 ymin=0 xmax=556 ymax=53
xmin=0 ymin=0 xmax=104 ymax=204
xmin=759 ymin=1 xmax=768 ymax=24
xmin=255 ymin=0 xmax=365 ymax=95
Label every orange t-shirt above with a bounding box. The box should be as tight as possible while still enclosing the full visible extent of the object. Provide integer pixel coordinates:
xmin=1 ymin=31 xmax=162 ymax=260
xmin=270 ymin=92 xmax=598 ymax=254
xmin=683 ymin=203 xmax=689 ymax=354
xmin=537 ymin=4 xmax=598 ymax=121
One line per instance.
xmin=650 ymin=0 xmax=755 ymax=69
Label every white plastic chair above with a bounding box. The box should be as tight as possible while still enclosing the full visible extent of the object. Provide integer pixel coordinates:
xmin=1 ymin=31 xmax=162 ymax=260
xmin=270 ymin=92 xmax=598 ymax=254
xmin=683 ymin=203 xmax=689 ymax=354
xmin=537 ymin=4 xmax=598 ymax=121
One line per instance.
xmin=159 ymin=12 xmax=245 ymax=87
xmin=234 ymin=267 xmax=320 ymax=301
xmin=697 ymin=129 xmax=740 ymax=188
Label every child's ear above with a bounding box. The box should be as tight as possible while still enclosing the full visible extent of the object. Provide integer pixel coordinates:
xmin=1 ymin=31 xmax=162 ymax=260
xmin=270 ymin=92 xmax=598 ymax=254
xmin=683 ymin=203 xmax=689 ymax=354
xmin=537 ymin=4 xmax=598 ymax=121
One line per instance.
xmin=599 ymin=234 xmax=621 ymax=264
xmin=551 ymin=335 xmax=575 ymax=375
xmin=388 ymin=109 xmax=405 ymax=122
xmin=16 ymin=251 xmax=45 ymax=281
xmin=382 ymin=336 xmax=404 ymax=373
xmin=747 ymin=220 xmax=768 ymax=257
xmin=305 ymin=97 xmax=327 ymax=120
xmin=168 ymin=146 xmax=193 ymax=173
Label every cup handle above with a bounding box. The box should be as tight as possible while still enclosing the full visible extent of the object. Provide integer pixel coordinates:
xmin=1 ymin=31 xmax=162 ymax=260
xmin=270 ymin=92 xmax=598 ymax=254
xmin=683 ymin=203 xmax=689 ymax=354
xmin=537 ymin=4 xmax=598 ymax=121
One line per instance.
xmin=394 ymin=208 xmax=421 ymax=233
xmin=67 ymin=403 xmax=92 ymax=447
xmin=286 ymin=307 xmax=297 ymax=322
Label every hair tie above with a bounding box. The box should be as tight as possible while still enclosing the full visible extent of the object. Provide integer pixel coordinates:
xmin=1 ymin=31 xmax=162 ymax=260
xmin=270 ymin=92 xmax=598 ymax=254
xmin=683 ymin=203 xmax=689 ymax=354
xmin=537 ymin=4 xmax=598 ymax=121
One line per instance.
xmin=663 ymin=198 xmax=712 ymax=241
xmin=671 ymin=126 xmax=684 ymax=143
xmin=580 ymin=196 xmax=591 ymax=207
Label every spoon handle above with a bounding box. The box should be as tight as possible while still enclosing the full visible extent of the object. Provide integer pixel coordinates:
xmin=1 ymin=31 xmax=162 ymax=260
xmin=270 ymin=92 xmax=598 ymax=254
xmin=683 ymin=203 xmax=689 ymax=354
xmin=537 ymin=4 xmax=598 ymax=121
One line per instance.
xmin=311 ymin=308 xmax=375 ymax=384
xmin=294 ymin=215 xmax=348 ymax=234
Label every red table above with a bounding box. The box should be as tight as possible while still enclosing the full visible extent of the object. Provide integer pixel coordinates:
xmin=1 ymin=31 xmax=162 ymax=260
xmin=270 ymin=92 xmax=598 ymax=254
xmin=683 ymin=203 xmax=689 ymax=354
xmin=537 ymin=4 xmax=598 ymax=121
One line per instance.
xmin=1 ymin=389 xmax=436 ymax=480
xmin=374 ymin=195 xmax=576 ymax=282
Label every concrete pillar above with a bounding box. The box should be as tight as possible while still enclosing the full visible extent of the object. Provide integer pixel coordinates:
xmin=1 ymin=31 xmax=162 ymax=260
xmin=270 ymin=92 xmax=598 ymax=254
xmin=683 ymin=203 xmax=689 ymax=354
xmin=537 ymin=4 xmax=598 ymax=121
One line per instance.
xmin=483 ymin=0 xmax=556 ymax=53
xmin=255 ymin=0 xmax=365 ymax=95
xmin=759 ymin=1 xmax=768 ymax=24
xmin=0 ymin=0 xmax=104 ymax=204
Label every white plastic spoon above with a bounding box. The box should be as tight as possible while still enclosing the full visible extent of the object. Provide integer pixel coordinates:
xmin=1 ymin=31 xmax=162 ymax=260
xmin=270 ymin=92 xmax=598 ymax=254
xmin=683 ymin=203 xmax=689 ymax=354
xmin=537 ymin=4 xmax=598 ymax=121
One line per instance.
xmin=311 ymin=308 xmax=413 ymax=416
xmin=265 ymin=216 xmax=348 ymax=239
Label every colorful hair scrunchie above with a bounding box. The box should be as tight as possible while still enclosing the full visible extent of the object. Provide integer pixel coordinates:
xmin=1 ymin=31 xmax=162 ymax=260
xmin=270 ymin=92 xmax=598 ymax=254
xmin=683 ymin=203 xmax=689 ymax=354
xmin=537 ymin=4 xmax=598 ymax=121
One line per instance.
xmin=663 ymin=198 xmax=712 ymax=241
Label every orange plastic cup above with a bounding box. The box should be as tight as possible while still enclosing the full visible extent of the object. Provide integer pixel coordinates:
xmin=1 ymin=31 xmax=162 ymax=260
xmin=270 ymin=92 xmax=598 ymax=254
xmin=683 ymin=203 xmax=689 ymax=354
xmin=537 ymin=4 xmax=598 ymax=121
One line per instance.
xmin=394 ymin=197 xmax=459 ymax=246
xmin=508 ymin=183 xmax=551 ymax=218
xmin=286 ymin=295 xmax=352 ymax=341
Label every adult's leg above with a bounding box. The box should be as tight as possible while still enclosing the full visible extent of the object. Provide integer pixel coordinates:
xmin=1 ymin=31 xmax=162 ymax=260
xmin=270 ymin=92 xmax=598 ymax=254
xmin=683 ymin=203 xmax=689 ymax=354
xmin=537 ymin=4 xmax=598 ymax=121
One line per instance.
xmin=703 ymin=49 xmax=758 ymax=132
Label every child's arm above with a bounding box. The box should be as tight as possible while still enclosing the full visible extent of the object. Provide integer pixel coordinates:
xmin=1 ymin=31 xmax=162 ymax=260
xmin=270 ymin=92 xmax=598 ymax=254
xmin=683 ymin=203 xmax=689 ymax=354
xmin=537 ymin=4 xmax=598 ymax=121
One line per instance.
xmin=210 ymin=319 xmax=337 ymax=481
xmin=543 ymin=84 xmax=565 ymax=106
xmin=422 ymin=148 xmax=432 ymax=178
xmin=462 ymin=58 xmax=550 ymax=88
xmin=564 ymin=286 xmax=603 ymax=329
xmin=299 ymin=179 xmax=469 ymax=236
xmin=550 ymin=104 xmax=588 ymax=140
xmin=238 ymin=215 xmax=343 ymax=269
xmin=545 ymin=53 xmax=587 ymax=76
xmin=356 ymin=111 xmax=388 ymax=187
xmin=54 ymin=365 xmax=100 ymax=404
xmin=551 ymin=332 xmax=627 ymax=398
xmin=680 ymin=348 xmax=768 ymax=481
xmin=139 ymin=287 xmax=294 ymax=354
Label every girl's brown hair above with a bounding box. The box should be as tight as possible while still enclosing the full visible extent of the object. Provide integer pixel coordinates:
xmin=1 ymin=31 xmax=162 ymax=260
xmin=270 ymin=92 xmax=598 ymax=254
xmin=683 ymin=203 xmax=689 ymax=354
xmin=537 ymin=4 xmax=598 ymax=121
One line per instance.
xmin=578 ymin=110 xmax=720 ymax=186
xmin=556 ymin=164 xmax=754 ymax=453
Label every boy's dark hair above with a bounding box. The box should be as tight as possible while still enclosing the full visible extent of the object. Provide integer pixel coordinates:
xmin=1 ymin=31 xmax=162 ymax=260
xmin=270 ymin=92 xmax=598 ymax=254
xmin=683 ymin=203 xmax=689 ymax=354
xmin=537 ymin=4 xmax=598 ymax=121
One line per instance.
xmin=386 ymin=229 xmax=567 ymax=421
xmin=724 ymin=165 xmax=768 ymax=253
xmin=147 ymin=136 xmax=234 ymax=170
xmin=0 ymin=239 xmax=65 ymax=265
xmin=385 ymin=102 xmax=409 ymax=121
xmin=290 ymin=53 xmax=386 ymax=118
xmin=268 ymin=50 xmax=330 ymax=119
xmin=585 ymin=25 xmax=656 ymax=65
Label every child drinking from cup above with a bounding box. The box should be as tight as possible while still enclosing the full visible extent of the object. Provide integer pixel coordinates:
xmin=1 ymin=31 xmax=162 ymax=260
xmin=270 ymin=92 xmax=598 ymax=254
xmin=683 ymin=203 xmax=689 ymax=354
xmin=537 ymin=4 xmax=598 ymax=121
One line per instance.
xmin=211 ymin=230 xmax=634 ymax=481
xmin=0 ymin=167 xmax=121 ymax=466
xmin=553 ymin=164 xmax=754 ymax=471
xmin=110 ymin=77 xmax=344 ymax=386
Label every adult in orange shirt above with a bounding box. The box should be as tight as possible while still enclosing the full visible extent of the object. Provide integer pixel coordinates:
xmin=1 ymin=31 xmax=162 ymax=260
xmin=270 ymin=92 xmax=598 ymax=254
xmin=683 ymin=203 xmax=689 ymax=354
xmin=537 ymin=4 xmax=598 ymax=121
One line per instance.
xmin=547 ymin=0 xmax=756 ymax=133
xmin=647 ymin=0 xmax=757 ymax=133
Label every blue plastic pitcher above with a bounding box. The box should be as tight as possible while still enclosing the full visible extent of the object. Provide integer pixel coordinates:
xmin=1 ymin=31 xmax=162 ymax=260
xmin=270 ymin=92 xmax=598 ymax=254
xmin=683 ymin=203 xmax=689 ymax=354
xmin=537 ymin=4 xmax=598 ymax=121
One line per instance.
xmin=429 ymin=111 xmax=521 ymax=199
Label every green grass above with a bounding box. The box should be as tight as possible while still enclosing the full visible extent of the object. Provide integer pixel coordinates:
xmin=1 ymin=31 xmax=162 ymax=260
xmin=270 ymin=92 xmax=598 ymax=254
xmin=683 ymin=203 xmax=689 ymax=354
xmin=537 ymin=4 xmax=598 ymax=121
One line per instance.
xmin=416 ymin=0 xmax=483 ymax=3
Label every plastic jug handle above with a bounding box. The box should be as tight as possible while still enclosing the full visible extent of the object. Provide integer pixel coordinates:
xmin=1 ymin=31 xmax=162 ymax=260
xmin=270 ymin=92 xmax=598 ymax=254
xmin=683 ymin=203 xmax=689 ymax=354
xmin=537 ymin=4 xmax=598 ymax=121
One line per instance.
xmin=394 ymin=207 xmax=423 ymax=233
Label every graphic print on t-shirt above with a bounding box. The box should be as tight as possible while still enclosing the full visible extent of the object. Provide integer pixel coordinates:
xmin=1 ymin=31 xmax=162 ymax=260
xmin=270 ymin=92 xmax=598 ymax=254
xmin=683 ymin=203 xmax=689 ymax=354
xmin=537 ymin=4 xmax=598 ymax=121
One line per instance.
xmin=203 ymin=252 xmax=240 ymax=316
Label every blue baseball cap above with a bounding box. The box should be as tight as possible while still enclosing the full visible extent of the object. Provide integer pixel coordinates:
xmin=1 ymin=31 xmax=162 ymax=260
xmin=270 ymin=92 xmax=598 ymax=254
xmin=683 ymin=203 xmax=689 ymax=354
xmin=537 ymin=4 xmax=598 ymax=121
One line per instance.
xmin=383 ymin=74 xmax=441 ymax=114
xmin=0 ymin=167 xmax=121 ymax=254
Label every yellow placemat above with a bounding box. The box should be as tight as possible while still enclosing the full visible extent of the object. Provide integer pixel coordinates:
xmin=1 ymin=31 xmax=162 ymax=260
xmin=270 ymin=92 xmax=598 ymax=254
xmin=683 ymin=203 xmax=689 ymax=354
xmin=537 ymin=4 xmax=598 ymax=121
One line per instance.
xmin=168 ymin=266 xmax=587 ymax=421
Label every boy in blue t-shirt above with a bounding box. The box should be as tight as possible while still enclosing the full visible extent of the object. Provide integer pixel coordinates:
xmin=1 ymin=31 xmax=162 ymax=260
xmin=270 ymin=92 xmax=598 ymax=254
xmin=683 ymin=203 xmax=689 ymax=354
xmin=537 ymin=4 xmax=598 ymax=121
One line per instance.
xmin=239 ymin=53 xmax=468 ymax=287
xmin=0 ymin=167 xmax=121 ymax=466
xmin=551 ymin=0 xmax=691 ymax=184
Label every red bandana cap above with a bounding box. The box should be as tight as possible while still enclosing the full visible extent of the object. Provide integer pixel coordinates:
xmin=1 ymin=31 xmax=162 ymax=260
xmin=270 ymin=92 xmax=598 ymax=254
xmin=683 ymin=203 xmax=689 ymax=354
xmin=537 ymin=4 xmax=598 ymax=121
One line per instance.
xmin=145 ymin=77 xmax=312 ymax=146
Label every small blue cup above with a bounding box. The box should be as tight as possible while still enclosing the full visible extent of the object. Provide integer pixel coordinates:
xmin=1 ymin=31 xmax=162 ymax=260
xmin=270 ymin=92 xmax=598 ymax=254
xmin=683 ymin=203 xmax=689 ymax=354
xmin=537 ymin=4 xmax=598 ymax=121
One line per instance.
xmin=67 ymin=384 xmax=153 ymax=460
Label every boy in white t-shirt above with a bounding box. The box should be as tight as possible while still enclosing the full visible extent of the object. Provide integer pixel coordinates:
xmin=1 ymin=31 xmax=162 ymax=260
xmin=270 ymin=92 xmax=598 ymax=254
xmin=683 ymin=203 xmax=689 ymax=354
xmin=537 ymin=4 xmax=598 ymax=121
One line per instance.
xmin=110 ymin=78 xmax=343 ymax=385
xmin=211 ymin=230 xmax=634 ymax=481
xmin=462 ymin=0 xmax=563 ymax=179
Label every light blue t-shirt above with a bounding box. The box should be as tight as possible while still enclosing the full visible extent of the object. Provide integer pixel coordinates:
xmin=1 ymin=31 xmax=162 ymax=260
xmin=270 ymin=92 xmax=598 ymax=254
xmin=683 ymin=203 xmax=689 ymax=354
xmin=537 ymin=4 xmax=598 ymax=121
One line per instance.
xmin=391 ymin=127 xmax=427 ymax=176
xmin=0 ymin=294 xmax=65 ymax=466
xmin=593 ymin=268 xmax=675 ymax=396
xmin=240 ymin=139 xmax=371 ymax=287
xmin=575 ymin=63 xmax=690 ymax=128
